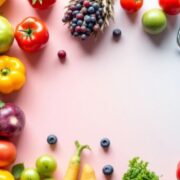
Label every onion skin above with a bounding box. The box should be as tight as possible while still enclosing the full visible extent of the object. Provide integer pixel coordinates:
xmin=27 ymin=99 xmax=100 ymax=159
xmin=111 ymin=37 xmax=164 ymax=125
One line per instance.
xmin=0 ymin=101 xmax=25 ymax=138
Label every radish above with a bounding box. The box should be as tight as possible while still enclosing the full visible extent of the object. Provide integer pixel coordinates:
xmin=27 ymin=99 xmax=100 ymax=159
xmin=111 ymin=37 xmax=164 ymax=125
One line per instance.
xmin=0 ymin=101 xmax=25 ymax=138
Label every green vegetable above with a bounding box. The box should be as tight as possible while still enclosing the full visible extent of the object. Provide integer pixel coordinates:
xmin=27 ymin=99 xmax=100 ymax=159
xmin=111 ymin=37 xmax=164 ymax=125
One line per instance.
xmin=11 ymin=163 xmax=25 ymax=179
xmin=122 ymin=157 xmax=159 ymax=180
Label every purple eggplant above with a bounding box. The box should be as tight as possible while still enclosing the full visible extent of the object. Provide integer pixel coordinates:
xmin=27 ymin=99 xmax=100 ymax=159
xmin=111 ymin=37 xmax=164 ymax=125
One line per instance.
xmin=0 ymin=101 xmax=25 ymax=138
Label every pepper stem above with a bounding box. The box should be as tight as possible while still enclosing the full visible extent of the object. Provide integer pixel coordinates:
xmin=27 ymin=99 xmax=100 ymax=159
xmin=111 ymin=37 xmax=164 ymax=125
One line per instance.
xmin=1 ymin=68 xmax=10 ymax=76
xmin=0 ymin=101 xmax=5 ymax=108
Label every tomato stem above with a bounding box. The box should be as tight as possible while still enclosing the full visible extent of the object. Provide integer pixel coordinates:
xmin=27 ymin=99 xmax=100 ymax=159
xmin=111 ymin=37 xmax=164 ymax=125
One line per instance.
xmin=19 ymin=29 xmax=34 ymax=37
xmin=0 ymin=101 xmax=5 ymax=108
xmin=32 ymin=0 xmax=43 ymax=5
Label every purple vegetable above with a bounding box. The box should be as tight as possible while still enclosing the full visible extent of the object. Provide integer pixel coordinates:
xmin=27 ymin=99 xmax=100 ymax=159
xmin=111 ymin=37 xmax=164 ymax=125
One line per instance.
xmin=0 ymin=101 xmax=25 ymax=138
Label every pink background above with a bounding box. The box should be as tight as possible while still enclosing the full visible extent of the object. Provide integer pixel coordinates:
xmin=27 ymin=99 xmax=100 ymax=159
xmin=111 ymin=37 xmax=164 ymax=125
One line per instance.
xmin=0 ymin=0 xmax=180 ymax=179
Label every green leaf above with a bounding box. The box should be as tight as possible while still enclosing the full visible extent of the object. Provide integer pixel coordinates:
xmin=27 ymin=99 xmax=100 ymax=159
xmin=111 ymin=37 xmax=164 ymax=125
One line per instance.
xmin=11 ymin=163 xmax=25 ymax=180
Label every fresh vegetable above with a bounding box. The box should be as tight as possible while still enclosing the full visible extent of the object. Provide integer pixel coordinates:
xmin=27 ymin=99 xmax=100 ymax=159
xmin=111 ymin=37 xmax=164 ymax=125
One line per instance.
xmin=113 ymin=29 xmax=121 ymax=39
xmin=0 ymin=56 xmax=26 ymax=94
xmin=0 ymin=140 xmax=16 ymax=167
xmin=120 ymin=0 xmax=143 ymax=13
xmin=177 ymin=161 xmax=180 ymax=180
xmin=142 ymin=9 xmax=167 ymax=35
xmin=63 ymin=141 xmax=91 ymax=180
xmin=100 ymin=138 xmax=110 ymax=149
xmin=102 ymin=165 xmax=114 ymax=176
xmin=21 ymin=169 xmax=40 ymax=180
xmin=0 ymin=0 xmax=6 ymax=7
xmin=159 ymin=0 xmax=180 ymax=15
xmin=12 ymin=163 xmax=25 ymax=180
xmin=28 ymin=0 xmax=56 ymax=10
xmin=15 ymin=17 xmax=49 ymax=52
xmin=36 ymin=155 xmax=57 ymax=177
xmin=58 ymin=50 xmax=66 ymax=61
xmin=0 ymin=170 xmax=14 ymax=180
xmin=47 ymin=135 xmax=58 ymax=145
xmin=80 ymin=164 xmax=96 ymax=180
xmin=0 ymin=16 xmax=14 ymax=54
xmin=0 ymin=101 xmax=25 ymax=138
xmin=123 ymin=157 xmax=159 ymax=180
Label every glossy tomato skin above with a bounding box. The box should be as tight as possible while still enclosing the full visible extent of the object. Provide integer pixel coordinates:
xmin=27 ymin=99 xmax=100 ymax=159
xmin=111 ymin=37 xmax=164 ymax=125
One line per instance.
xmin=28 ymin=0 xmax=56 ymax=10
xmin=120 ymin=0 xmax=143 ymax=13
xmin=0 ymin=140 xmax=16 ymax=168
xmin=159 ymin=0 xmax=180 ymax=15
xmin=15 ymin=17 xmax=49 ymax=52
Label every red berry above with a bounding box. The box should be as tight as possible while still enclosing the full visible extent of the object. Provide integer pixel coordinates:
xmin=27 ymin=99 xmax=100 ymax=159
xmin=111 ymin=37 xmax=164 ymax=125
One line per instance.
xmin=75 ymin=26 xmax=81 ymax=32
xmin=58 ymin=50 xmax=66 ymax=60
xmin=83 ymin=0 xmax=91 ymax=8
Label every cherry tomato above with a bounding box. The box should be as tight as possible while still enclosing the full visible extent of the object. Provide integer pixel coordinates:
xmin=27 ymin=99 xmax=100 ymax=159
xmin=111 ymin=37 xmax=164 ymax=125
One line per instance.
xmin=177 ymin=161 xmax=180 ymax=180
xmin=120 ymin=0 xmax=143 ymax=13
xmin=15 ymin=17 xmax=49 ymax=52
xmin=0 ymin=170 xmax=14 ymax=180
xmin=159 ymin=0 xmax=180 ymax=15
xmin=28 ymin=0 xmax=56 ymax=10
xmin=0 ymin=140 xmax=16 ymax=167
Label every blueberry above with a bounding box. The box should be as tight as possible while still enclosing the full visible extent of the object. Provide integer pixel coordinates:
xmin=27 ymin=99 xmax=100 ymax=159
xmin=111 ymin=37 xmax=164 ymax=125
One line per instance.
xmin=47 ymin=135 xmax=58 ymax=145
xmin=81 ymin=34 xmax=87 ymax=40
xmin=77 ymin=20 xmax=83 ymax=26
xmin=72 ymin=18 xmax=78 ymax=23
xmin=76 ymin=3 xmax=82 ymax=10
xmin=113 ymin=28 xmax=121 ymax=38
xmin=100 ymin=138 xmax=110 ymax=148
xmin=102 ymin=165 xmax=114 ymax=176
xmin=88 ymin=6 xmax=95 ymax=14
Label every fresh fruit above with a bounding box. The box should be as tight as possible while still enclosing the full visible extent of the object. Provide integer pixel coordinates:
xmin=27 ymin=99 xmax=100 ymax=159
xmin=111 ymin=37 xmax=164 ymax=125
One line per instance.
xmin=100 ymin=138 xmax=110 ymax=149
xmin=0 ymin=0 xmax=6 ymax=7
xmin=0 ymin=101 xmax=25 ymax=137
xmin=120 ymin=0 xmax=143 ymax=13
xmin=177 ymin=161 xmax=180 ymax=180
xmin=80 ymin=164 xmax=96 ymax=180
xmin=12 ymin=163 xmax=25 ymax=180
xmin=15 ymin=17 xmax=49 ymax=52
xmin=0 ymin=56 xmax=26 ymax=94
xmin=159 ymin=0 xmax=180 ymax=15
xmin=142 ymin=9 xmax=167 ymax=35
xmin=47 ymin=135 xmax=58 ymax=145
xmin=0 ymin=140 xmax=16 ymax=167
xmin=28 ymin=0 xmax=56 ymax=10
xmin=62 ymin=0 xmax=114 ymax=40
xmin=0 ymin=16 xmax=14 ymax=54
xmin=123 ymin=157 xmax=159 ymax=180
xmin=102 ymin=165 xmax=114 ymax=176
xmin=64 ymin=141 xmax=91 ymax=180
xmin=36 ymin=155 xmax=57 ymax=177
xmin=113 ymin=29 xmax=121 ymax=39
xmin=0 ymin=170 xmax=14 ymax=180
xmin=21 ymin=169 xmax=40 ymax=180
xmin=58 ymin=50 xmax=66 ymax=61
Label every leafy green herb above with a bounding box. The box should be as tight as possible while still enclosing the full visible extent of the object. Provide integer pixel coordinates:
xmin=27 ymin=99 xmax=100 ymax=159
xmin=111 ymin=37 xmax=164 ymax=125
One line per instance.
xmin=11 ymin=163 xmax=25 ymax=179
xmin=122 ymin=157 xmax=159 ymax=180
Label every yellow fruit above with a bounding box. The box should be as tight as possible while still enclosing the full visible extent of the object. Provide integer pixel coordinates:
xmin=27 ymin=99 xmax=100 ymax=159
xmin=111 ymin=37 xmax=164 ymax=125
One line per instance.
xmin=0 ymin=170 xmax=14 ymax=180
xmin=80 ymin=164 xmax=96 ymax=180
xmin=0 ymin=0 xmax=6 ymax=7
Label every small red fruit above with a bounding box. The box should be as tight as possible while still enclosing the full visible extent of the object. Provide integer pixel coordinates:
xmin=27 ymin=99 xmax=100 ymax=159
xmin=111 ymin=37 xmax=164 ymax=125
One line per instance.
xmin=58 ymin=50 xmax=66 ymax=62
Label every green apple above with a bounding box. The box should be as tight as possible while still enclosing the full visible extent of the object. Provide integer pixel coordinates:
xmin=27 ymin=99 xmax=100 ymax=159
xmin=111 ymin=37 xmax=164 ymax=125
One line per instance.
xmin=0 ymin=16 xmax=14 ymax=54
xmin=142 ymin=9 xmax=167 ymax=35
xmin=21 ymin=168 xmax=40 ymax=180
xmin=36 ymin=155 xmax=57 ymax=177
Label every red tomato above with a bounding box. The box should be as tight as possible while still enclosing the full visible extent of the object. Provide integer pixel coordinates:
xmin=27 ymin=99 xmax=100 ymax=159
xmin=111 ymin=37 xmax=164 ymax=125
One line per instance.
xmin=177 ymin=161 xmax=180 ymax=180
xmin=28 ymin=0 xmax=56 ymax=10
xmin=159 ymin=0 xmax=180 ymax=15
xmin=0 ymin=140 xmax=16 ymax=168
xmin=15 ymin=17 xmax=49 ymax=52
xmin=120 ymin=0 xmax=143 ymax=13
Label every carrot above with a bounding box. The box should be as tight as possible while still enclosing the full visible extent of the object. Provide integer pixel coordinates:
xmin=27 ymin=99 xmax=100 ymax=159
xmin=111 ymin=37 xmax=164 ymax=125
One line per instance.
xmin=80 ymin=164 xmax=96 ymax=180
xmin=63 ymin=141 xmax=91 ymax=180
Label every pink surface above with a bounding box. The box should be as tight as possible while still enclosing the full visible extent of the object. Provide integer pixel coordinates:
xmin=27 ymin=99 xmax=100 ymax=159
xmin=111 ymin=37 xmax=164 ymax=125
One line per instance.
xmin=1 ymin=0 xmax=180 ymax=179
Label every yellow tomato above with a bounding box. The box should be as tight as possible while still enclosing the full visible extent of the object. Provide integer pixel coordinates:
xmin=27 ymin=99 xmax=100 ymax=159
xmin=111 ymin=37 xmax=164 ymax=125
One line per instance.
xmin=0 ymin=170 xmax=14 ymax=180
xmin=0 ymin=0 xmax=6 ymax=7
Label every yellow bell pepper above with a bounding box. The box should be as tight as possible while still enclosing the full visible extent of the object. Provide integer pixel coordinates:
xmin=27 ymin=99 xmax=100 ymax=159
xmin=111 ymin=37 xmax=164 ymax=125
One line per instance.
xmin=80 ymin=164 xmax=96 ymax=180
xmin=0 ymin=56 xmax=26 ymax=94
xmin=0 ymin=170 xmax=14 ymax=180
xmin=0 ymin=0 xmax=6 ymax=7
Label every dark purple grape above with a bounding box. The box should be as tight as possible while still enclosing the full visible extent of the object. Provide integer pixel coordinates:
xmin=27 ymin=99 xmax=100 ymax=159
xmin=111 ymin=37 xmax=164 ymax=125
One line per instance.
xmin=67 ymin=10 xmax=73 ymax=15
xmin=76 ymin=13 xmax=84 ymax=20
xmin=81 ymin=7 xmax=87 ymax=14
xmin=93 ymin=24 xmax=100 ymax=32
xmin=79 ymin=0 xmax=84 ymax=4
xmin=98 ymin=19 xmax=103 ymax=25
xmin=81 ymin=34 xmax=87 ymax=40
xmin=88 ymin=23 xmax=94 ymax=29
xmin=90 ymin=16 xmax=96 ymax=23
xmin=75 ymin=26 xmax=81 ymax=32
xmin=72 ymin=10 xmax=79 ymax=16
xmin=84 ymin=15 xmax=91 ymax=23
xmin=72 ymin=18 xmax=78 ymax=23
xmin=86 ymin=28 xmax=92 ymax=35
xmin=76 ymin=3 xmax=82 ymax=10
xmin=88 ymin=6 xmax=95 ymax=14
xmin=70 ymin=5 xmax=76 ymax=11
xmin=92 ymin=3 xmax=99 ymax=10
xmin=83 ymin=0 xmax=91 ymax=8
xmin=72 ymin=23 xmax=77 ymax=27
xmin=96 ymin=11 xmax=100 ymax=16
xmin=62 ymin=17 xmax=67 ymax=23
xmin=77 ymin=20 xmax=83 ymax=26
xmin=81 ymin=26 xmax=87 ymax=33
xmin=99 ymin=8 xmax=103 ymax=13
xmin=73 ymin=32 xmax=80 ymax=36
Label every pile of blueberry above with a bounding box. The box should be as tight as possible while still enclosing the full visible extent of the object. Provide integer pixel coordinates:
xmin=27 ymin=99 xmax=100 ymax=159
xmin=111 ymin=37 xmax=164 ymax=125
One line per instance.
xmin=62 ymin=0 xmax=105 ymax=40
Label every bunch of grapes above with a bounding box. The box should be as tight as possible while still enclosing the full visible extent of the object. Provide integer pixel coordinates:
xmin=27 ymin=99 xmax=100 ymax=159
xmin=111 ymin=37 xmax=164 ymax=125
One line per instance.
xmin=62 ymin=0 xmax=113 ymax=40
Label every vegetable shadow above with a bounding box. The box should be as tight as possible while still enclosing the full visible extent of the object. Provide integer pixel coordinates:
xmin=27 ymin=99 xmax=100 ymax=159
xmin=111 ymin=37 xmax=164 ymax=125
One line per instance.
xmin=34 ymin=7 xmax=55 ymax=20
xmin=123 ymin=11 xmax=139 ymax=24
